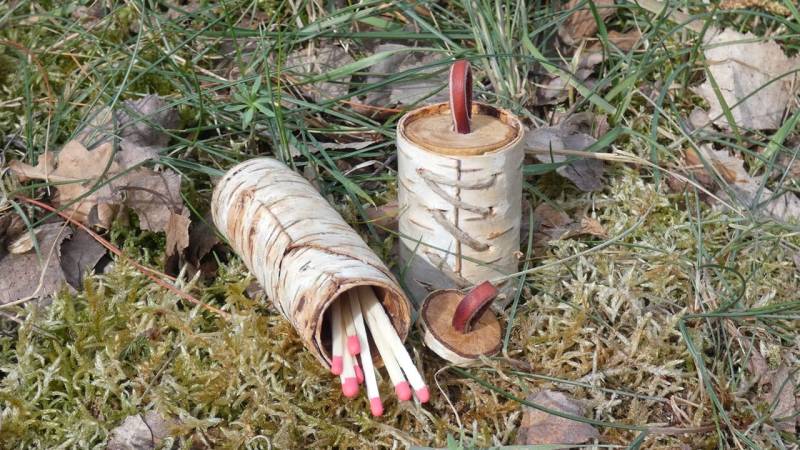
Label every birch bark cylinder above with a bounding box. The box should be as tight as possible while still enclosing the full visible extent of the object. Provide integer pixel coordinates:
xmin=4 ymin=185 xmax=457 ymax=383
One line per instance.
xmin=211 ymin=158 xmax=412 ymax=368
xmin=397 ymin=102 xmax=524 ymax=306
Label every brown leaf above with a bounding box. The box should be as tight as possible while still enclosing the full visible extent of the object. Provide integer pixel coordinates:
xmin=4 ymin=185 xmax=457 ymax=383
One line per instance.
xmin=120 ymin=169 xmax=184 ymax=232
xmin=533 ymin=204 xmax=606 ymax=249
xmin=364 ymin=200 xmax=399 ymax=231
xmin=694 ymin=29 xmax=800 ymax=130
xmin=762 ymin=364 xmax=797 ymax=433
xmin=362 ymin=44 xmax=448 ymax=106
xmin=526 ymin=117 xmax=607 ymax=192
xmin=9 ymin=141 xmax=120 ymax=227
xmin=0 ymin=222 xmax=72 ymax=305
xmin=165 ymin=211 xmax=191 ymax=260
xmin=515 ymin=390 xmax=599 ymax=445
xmin=107 ymin=411 xmax=177 ymax=450
xmin=284 ymin=44 xmax=355 ymax=103
xmin=59 ymin=228 xmax=106 ymax=290
xmin=558 ymin=0 xmax=615 ymax=46
xmin=686 ymin=145 xmax=800 ymax=222
xmin=77 ymin=95 xmax=179 ymax=167
xmin=186 ymin=216 xmax=221 ymax=267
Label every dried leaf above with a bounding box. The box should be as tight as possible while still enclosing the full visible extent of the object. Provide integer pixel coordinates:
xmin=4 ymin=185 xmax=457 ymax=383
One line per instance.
xmin=533 ymin=204 xmax=606 ymax=249
xmin=364 ymin=200 xmax=399 ymax=231
xmin=0 ymin=223 xmax=72 ymax=305
xmin=362 ymin=44 xmax=448 ymax=106
xmin=59 ymin=228 xmax=106 ymax=290
xmin=762 ymin=364 xmax=797 ymax=433
xmin=558 ymin=0 xmax=615 ymax=46
xmin=186 ymin=216 xmax=221 ymax=267
xmin=688 ymin=145 xmax=800 ymax=222
xmin=526 ymin=119 xmax=606 ymax=192
xmin=284 ymin=44 xmax=355 ymax=103
xmin=107 ymin=411 xmax=176 ymax=450
xmin=165 ymin=211 xmax=191 ymax=260
xmin=515 ymin=390 xmax=599 ymax=445
xmin=77 ymin=95 xmax=179 ymax=167
xmin=694 ymin=29 xmax=800 ymax=130
xmin=120 ymin=169 xmax=184 ymax=232
xmin=9 ymin=141 xmax=120 ymax=227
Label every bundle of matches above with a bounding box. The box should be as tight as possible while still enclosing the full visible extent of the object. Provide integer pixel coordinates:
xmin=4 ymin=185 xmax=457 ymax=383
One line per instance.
xmin=330 ymin=286 xmax=429 ymax=416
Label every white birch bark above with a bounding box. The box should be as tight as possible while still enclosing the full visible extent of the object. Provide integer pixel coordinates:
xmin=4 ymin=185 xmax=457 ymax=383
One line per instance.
xmin=211 ymin=158 xmax=411 ymax=368
xmin=397 ymin=103 xmax=524 ymax=306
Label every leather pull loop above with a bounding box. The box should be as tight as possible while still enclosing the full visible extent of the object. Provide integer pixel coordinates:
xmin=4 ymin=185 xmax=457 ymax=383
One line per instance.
xmin=449 ymin=60 xmax=473 ymax=134
xmin=451 ymin=281 xmax=498 ymax=333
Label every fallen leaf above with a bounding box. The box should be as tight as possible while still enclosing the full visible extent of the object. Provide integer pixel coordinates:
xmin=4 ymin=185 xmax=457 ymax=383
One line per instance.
xmin=526 ymin=116 xmax=606 ymax=191
xmin=694 ymin=29 xmax=800 ymax=130
xmin=9 ymin=141 xmax=120 ymax=227
xmin=558 ymin=0 xmax=615 ymax=46
xmin=762 ymin=364 xmax=797 ymax=433
xmin=77 ymin=95 xmax=179 ymax=167
xmin=362 ymin=44 xmax=448 ymax=106
xmin=515 ymin=390 xmax=599 ymax=445
xmin=536 ymin=30 xmax=641 ymax=106
xmin=165 ymin=211 xmax=191 ymax=262
xmin=364 ymin=200 xmax=399 ymax=231
xmin=284 ymin=44 xmax=355 ymax=103
xmin=107 ymin=411 xmax=176 ymax=450
xmin=687 ymin=144 xmax=800 ymax=222
xmin=119 ymin=169 xmax=184 ymax=233
xmin=0 ymin=222 xmax=72 ymax=305
xmin=186 ymin=216 xmax=221 ymax=268
xmin=533 ymin=204 xmax=606 ymax=249
xmin=59 ymin=228 xmax=106 ymax=290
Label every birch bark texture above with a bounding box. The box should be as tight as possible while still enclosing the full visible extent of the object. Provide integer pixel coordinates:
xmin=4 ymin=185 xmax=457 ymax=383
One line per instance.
xmin=211 ymin=158 xmax=412 ymax=368
xmin=397 ymin=102 xmax=524 ymax=306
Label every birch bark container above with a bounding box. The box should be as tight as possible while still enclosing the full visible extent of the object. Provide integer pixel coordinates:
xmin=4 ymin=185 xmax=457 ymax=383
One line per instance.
xmin=212 ymin=158 xmax=412 ymax=368
xmin=397 ymin=61 xmax=525 ymax=306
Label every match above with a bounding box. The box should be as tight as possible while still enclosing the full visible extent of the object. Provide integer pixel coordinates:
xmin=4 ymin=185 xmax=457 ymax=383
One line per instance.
xmin=359 ymin=286 xmax=429 ymax=403
xmin=344 ymin=295 xmax=361 ymax=356
xmin=340 ymin=301 xmax=359 ymax=398
xmin=348 ymin=290 xmax=383 ymax=416
xmin=330 ymin=301 xmax=343 ymax=376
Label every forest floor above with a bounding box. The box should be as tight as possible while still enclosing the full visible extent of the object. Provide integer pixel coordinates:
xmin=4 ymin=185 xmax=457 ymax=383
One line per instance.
xmin=1 ymin=1 xmax=799 ymax=449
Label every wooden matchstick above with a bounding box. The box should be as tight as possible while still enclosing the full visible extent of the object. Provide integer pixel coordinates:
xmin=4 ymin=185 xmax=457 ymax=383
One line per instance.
xmin=330 ymin=301 xmax=344 ymax=375
xmin=360 ymin=287 xmax=429 ymax=402
xmin=349 ymin=290 xmax=383 ymax=416
xmin=344 ymin=295 xmax=361 ymax=356
xmin=340 ymin=301 xmax=359 ymax=398
xmin=358 ymin=287 xmax=411 ymax=401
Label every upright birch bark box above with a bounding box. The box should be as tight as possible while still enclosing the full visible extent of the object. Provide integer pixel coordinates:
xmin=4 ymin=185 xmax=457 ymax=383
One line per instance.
xmin=397 ymin=66 xmax=525 ymax=306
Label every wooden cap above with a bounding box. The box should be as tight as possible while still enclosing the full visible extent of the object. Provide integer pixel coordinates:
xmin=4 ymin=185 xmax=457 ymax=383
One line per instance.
xmin=419 ymin=284 xmax=502 ymax=365
xmin=400 ymin=102 xmax=521 ymax=156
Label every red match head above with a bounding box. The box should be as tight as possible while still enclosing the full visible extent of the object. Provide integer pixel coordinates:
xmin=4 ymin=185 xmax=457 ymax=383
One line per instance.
xmin=354 ymin=365 xmax=364 ymax=384
xmin=415 ymin=386 xmax=430 ymax=403
xmin=342 ymin=378 xmax=359 ymax=397
xmin=347 ymin=335 xmax=361 ymax=355
xmin=395 ymin=381 xmax=412 ymax=401
xmin=370 ymin=397 xmax=384 ymax=417
xmin=330 ymin=356 xmax=343 ymax=376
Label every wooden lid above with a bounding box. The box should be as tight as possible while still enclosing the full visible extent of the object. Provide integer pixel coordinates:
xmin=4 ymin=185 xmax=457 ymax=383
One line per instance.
xmin=420 ymin=288 xmax=502 ymax=365
xmin=400 ymin=102 xmax=522 ymax=156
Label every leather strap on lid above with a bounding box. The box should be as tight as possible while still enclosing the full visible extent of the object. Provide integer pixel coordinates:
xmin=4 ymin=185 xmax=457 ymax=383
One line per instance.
xmin=451 ymin=281 xmax=498 ymax=333
xmin=449 ymin=60 xmax=473 ymax=134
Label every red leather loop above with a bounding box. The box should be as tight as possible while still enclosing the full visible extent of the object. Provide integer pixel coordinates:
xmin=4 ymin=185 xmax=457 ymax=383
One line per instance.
xmin=449 ymin=60 xmax=472 ymax=134
xmin=451 ymin=281 xmax=498 ymax=333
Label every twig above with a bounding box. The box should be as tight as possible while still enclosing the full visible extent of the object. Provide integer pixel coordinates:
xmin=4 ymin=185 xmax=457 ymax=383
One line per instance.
xmin=15 ymin=195 xmax=230 ymax=320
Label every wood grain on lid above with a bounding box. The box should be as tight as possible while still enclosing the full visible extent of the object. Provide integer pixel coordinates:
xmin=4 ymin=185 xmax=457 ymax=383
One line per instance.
xmin=400 ymin=102 xmax=521 ymax=156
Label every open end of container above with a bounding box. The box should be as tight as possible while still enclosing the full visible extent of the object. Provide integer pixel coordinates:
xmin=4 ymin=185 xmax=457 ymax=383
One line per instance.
xmin=317 ymin=283 xmax=410 ymax=368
